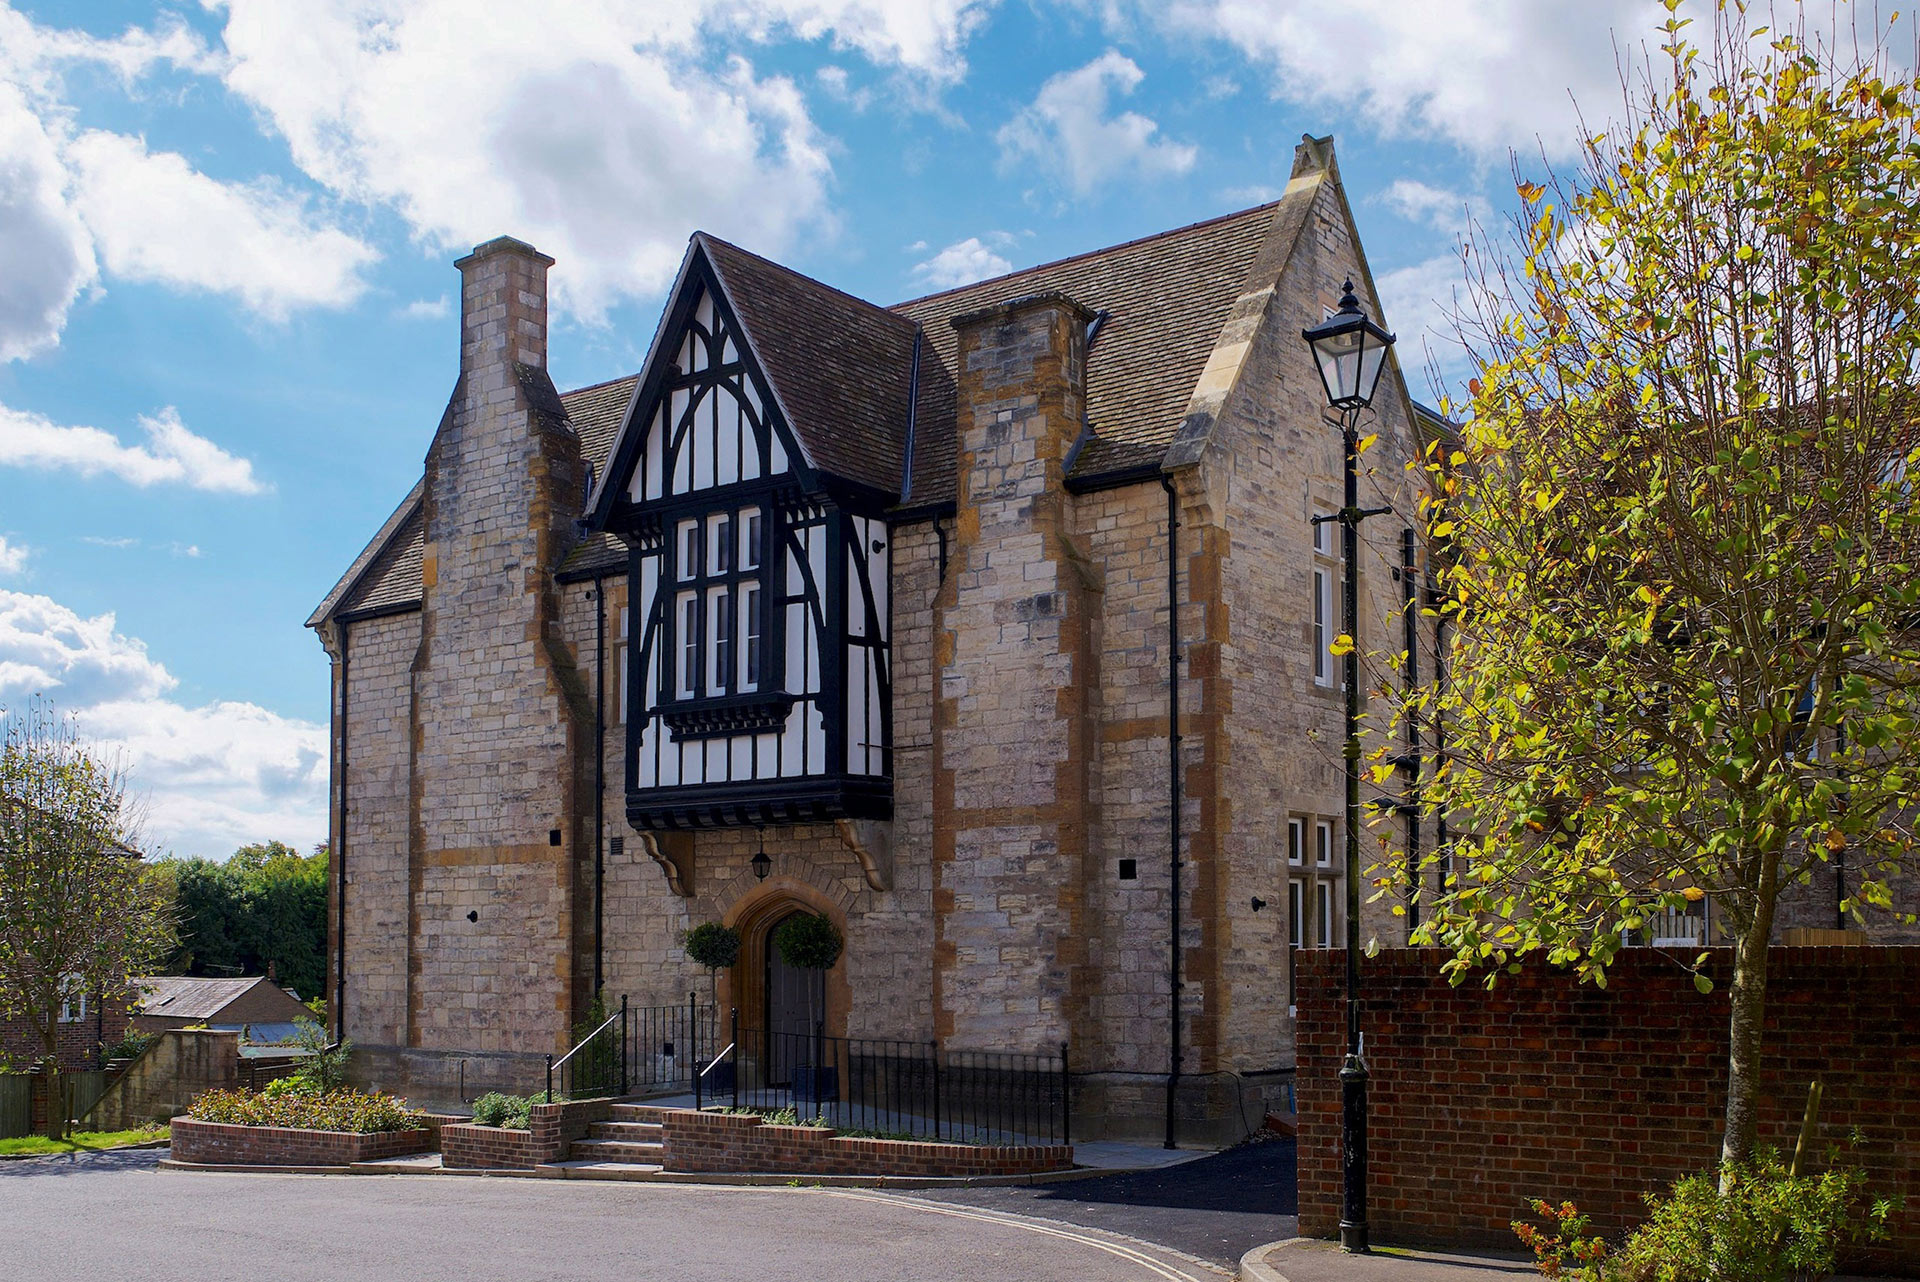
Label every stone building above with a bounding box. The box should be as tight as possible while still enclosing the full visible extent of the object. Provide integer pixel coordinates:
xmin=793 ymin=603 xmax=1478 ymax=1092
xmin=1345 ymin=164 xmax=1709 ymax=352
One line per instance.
xmin=308 ymin=135 xmax=1443 ymax=1140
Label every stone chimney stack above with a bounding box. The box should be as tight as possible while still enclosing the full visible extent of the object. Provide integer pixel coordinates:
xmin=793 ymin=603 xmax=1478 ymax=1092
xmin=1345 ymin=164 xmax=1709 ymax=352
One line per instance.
xmin=457 ymin=235 xmax=552 ymax=375
xmin=406 ymin=235 xmax=583 ymax=1062
xmin=933 ymin=292 xmax=1099 ymax=1053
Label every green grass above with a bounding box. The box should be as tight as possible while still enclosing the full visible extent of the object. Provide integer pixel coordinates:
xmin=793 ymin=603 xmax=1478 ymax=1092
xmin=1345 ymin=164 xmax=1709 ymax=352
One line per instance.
xmin=0 ymin=1125 xmax=169 ymax=1157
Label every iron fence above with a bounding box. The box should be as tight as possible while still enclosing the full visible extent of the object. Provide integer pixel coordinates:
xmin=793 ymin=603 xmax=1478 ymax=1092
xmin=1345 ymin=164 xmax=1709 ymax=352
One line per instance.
xmin=627 ymin=995 xmax=721 ymax=1095
xmin=699 ymin=1011 xmax=1069 ymax=1144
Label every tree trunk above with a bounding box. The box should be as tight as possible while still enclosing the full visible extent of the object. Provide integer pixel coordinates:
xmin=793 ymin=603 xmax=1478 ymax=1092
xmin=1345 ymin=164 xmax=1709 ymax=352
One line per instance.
xmin=1720 ymin=858 xmax=1780 ymax=1179
xmin=38 ymin=1029 xmax=64 ymax=1142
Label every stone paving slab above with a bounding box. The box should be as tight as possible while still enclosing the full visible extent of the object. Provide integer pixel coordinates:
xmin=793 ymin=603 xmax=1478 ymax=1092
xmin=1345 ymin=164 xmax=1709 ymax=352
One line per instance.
xmin=1244 ymin=1237 xmax=1899 ymax=1282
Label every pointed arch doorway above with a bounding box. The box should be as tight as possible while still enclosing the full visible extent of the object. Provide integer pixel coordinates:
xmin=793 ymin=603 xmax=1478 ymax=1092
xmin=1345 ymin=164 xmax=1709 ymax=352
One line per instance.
xmin=722 ymin=886 xmax=850 ymax=1091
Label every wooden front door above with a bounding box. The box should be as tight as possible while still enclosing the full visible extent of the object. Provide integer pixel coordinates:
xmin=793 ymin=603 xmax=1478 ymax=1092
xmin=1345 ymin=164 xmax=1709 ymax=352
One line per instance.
xmin=765 ymin=912 xmax=821 ymax=1086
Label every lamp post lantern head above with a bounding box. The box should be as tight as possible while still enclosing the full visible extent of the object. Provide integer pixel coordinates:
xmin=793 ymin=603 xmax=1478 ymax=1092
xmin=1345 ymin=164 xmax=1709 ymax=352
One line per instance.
xmin=1302 ymin=280 xmax=1396 ymax=412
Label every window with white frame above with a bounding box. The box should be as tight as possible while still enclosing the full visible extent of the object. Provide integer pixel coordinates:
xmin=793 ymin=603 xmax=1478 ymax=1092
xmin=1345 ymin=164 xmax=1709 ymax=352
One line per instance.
xmin=1315 ymin=818 xmax=1334 ymax=868
xmin=1316 ymin=881 xmax=1336 ymax=948
xmin=667 ymin=506 xmax=768 ymax=702
xmin=1287 ymin=817 xmax=1304 ymax=866
xmin=58 ymin=973 xmax=86 ymax=1023
xmin=1311 ymin=507 xmax=1338 ymax=687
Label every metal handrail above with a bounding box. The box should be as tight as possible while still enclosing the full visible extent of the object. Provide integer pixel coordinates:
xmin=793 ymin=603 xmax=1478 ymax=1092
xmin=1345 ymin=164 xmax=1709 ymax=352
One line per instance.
xmin=698 ymin=1043 xmax=736 ymax=1076
xmin=546 ymin=1005 xmax=625 ymax=1101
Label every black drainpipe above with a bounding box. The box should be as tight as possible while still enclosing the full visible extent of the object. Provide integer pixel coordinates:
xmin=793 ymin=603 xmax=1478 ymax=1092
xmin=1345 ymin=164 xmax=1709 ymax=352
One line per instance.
xmin=1401 ymin=528 xmax=1420 ymax=939
xmin=593 ymin=577 xmax=607 ymax=995
xmin=1160 ymin=473 xmax=1182 ymax=1150
xmin=334 ymin=618 xmax=350 ymax=1044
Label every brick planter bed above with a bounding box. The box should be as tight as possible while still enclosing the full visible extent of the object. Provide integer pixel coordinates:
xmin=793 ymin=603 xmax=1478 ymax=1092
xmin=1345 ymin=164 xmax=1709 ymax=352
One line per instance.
xmin=169 ymin=1117 xmax=433 ymax=1167
xmin=661 ymin=1109 xmax=1072 ymax=1178
xmin=443 ymin=1097 xmax=615 ymax=1170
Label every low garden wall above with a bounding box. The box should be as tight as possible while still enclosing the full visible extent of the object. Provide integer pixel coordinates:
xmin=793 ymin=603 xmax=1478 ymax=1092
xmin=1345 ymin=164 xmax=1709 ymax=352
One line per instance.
xmin=660 ymin=1108 xmax=1072 ymax=1178
xmin=1295 ymin=946 xmax=1920 ymax=1273
xmin=170 ymin=1117 xmax=433 ymax=1167
xmin=442 ymin=1097 xmax=613 ymax=1170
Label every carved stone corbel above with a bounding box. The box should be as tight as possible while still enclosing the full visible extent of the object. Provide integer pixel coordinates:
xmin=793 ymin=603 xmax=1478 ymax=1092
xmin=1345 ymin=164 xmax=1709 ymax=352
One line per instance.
xmin=834 ymin=818 xmax=894 ymax=892
xmin=639 ymin=831 xmax=694 ymax=897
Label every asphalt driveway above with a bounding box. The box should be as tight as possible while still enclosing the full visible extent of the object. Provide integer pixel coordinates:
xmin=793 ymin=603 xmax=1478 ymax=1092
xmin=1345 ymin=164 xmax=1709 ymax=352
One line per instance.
xmin=0 ymin=1147 xmax=1224 ymax=1282
xmin=902 ymin=1136 xmax=1299 ymax=1270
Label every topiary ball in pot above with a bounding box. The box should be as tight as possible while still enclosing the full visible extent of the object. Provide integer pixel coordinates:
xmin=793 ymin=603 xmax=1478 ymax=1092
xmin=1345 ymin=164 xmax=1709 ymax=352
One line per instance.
xmin=773 ymin=912 xmax=843 ymax=971
xmin=683 ymin=922 xmax=742 ymax=970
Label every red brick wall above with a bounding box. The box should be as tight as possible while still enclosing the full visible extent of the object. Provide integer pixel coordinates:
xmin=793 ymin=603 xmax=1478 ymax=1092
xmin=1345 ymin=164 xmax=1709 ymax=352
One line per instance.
xmin=0 ymin=990 xmax=132 ymax=1071
xmin=169 ymin=1118 xmax=433 ymax=1166
xmin=1296 ymin=947 xmax=1920 ymax=1272
xmin=443 ymin=1097 xmax=611 ymax=1169
xmin=661 ymin=1108 xmax=1071 ymax=1177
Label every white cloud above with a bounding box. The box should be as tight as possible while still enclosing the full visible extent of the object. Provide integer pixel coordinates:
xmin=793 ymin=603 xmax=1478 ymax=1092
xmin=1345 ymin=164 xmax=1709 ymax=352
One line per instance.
xmin=998 ymin=51 xmax=1197 ymax=196
xmin=399 ymin=295 xmax=450 ymax=320
xmin=1142 ymin=0 xmax=1670 ymax=159
xmin=210 ymin=0 xmax=1001 ymax=322
xmin=66 ymin=130 xmax=377 ymax=319
xmin=0 ymin=81 xmax=96 ymax=362
xmin=0 ymin=589 xmax=175 ymax=706
xmin=0 ymin=402 xmax=268 ymax=493
xmin=911 ymin=234 xmax=1014 ymax=289
xmin=0 ymin=589 xmax=327 ymax=858
xmin=1375 ymin=252 xmax=1474 ymax=395
xmin=1378 ymin=179 xmax=1491 ymax=235
xmin=81 ymin=535 xmax=138 ymax=549
xmin=0 ymin=536 xmax=27 ymax=575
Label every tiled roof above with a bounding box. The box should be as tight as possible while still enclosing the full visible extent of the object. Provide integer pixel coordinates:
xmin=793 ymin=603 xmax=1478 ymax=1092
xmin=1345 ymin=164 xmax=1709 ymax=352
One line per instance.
xmin=329 ymin=378 xmax=639 ymax=613
xmin=700 ymin=234 xmax=917 ymax=497
xmin=891 ymin=202 xmax=1282 ymax=503
xmin=319 ymin=203 xmax=1288 ymax=617
xmin=135 ymin=976 xmax=273 ymax=1020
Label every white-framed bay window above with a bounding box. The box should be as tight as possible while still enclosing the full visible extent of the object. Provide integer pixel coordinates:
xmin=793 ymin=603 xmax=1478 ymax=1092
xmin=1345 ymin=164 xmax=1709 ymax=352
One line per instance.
xmin=666 ymin=505 xmax=770 ymax=703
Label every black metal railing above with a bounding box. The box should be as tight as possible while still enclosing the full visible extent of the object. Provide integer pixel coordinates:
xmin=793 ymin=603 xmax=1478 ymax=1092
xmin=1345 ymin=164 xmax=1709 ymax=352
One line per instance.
xmin=548 ymin=999 xmax=629 ymax=1101
xmin=628 ymin=993 xmax=721 ymax=1096
xmin=699 ymin=1009 xmax=1069 ymax=1144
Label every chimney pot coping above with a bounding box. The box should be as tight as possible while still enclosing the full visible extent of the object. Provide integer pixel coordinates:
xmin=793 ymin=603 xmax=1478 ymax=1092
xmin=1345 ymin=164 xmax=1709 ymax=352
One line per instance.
xmin=456 ymin=235 xmax=556 ymax=271
xmin=950 ymin=291 xmax=1097 ymax=332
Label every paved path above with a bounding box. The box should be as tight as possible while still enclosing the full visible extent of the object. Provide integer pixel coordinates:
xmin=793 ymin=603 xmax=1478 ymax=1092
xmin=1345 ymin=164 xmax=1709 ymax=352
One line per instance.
xmin=0 ymin=1148 xmax=1222 ymax=1282
xmin=902 ymin=1137 xmax=1299 ymax=1270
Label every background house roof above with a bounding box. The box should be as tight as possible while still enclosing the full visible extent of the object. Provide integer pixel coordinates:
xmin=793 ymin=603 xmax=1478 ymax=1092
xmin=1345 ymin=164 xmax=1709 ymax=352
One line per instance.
xmin=134 ymin=975 xmax=305 ymax=1022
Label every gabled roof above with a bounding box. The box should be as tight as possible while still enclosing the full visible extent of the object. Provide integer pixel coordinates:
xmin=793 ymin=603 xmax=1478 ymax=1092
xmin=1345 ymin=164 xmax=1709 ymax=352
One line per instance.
xmin=890 ymin=202 xmax=1283 ymax=504
xmin=134 ymin=975 xmax=301 ymax=1021
xmin=313 ymin=376 xmax=640 ymax=619
xmin=699 ymin=234 xmax=917 ymax=497
xmin=315 ymin=190 xmax=1317 ymax=620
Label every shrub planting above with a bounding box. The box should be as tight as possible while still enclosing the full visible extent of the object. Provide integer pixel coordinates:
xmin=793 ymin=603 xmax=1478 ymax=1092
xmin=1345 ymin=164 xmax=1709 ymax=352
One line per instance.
xmin=187 ymin=1087 xmax=424 ymax=1134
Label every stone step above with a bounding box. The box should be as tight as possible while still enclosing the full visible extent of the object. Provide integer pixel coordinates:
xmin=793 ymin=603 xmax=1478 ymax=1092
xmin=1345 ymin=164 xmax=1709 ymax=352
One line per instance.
xmin=538 ymin=1160 xmax=665 ymax=1181
xmin=569 ymin=1139 xmax=666 ymax=1163
xmin=589 ymin=1120 xmax=663 ymax=1141
xmin=608 ymin=1104 xmax=675 ymax=1123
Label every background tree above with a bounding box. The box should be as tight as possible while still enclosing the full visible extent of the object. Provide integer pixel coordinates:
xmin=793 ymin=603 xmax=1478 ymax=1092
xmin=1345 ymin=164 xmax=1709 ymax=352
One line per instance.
xmin=0 ymin=700 xmax=173 ymax=1137
xmin=1402 ymin=2 xmax=1920 ymax=1171
xmin=151 ymin=841 xmax=328 ymax=999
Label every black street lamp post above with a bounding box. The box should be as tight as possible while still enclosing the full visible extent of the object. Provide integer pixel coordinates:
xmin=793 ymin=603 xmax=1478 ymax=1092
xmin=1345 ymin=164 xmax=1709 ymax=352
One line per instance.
xmin=1301 ymin=279 xmax=1396 ymax=1256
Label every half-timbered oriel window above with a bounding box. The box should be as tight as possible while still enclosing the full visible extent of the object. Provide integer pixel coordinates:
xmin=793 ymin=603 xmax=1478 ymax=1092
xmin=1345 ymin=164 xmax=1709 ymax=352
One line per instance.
xmin=588 ymin=243 xmax=893 ymax=830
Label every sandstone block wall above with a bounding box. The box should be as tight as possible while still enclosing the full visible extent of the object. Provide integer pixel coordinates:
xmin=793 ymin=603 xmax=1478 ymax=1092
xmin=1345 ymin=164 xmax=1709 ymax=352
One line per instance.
xmin=336 ymin=612 xmax=418 ymax=1048
xmin=935 ymin=294 xmax=1097 ymax=1053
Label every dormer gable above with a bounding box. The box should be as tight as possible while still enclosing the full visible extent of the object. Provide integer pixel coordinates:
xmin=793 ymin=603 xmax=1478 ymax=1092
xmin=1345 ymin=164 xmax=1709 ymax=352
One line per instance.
xmin=587 ymin=234 xmax=918 ymax=530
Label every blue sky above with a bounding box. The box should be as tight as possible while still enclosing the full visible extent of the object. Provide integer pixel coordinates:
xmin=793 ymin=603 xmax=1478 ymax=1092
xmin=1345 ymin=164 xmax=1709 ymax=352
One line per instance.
xmin=0 ymin=0 xmax=1720 ymax=857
